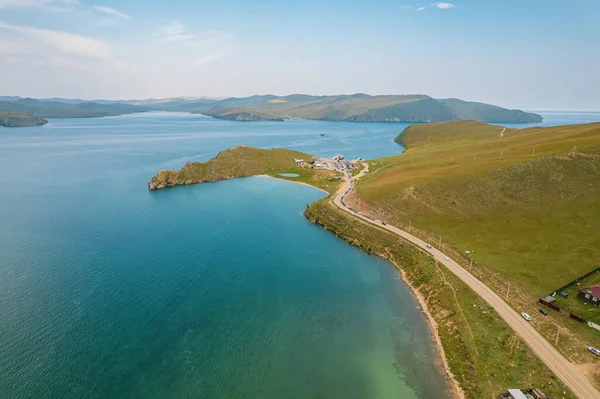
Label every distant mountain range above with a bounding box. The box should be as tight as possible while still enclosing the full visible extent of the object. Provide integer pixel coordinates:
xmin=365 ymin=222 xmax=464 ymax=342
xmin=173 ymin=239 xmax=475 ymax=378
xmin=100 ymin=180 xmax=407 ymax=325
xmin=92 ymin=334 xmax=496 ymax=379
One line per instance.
xmin=0 ymin=95 xmax=542 ymax=124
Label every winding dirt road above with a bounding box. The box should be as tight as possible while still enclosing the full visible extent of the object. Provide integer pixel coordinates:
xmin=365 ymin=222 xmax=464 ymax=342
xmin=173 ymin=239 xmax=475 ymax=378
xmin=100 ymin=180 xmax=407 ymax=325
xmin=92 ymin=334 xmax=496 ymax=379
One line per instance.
xmin=332 ymin=167 xmax=600 ymax=399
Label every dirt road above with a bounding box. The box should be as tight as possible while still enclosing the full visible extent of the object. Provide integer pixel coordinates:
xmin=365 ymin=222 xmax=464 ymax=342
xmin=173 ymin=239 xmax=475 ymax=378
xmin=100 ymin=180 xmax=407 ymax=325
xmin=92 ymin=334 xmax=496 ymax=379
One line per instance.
xmin=332 ymin=169 xmax=600 ymax=399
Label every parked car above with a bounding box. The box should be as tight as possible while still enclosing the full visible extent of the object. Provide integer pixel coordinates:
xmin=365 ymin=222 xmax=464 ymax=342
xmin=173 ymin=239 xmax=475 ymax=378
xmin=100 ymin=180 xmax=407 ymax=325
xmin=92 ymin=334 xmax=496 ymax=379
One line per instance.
xmin=426 ymin=244 xmax=432 ymax=249
xmin=539 ymin=308 xmax=548 ymax=316
xmin=588 ymin=347 xmax=600 ymax=356
xmin=444 ymin=256 xmax=450 ymax=261
xmin=522 ymin=313 xmax=532 ymax=321
xmin=557 ymin=291 xmax=569 ymax=298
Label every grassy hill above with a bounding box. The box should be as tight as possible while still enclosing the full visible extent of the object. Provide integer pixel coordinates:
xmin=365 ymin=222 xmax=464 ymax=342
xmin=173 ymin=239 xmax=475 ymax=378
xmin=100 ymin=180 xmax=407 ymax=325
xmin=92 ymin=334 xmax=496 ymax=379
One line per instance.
xmin=361 ymin=121 xmax=600 ymax=291
xmin=148 ymin=146 xmax=341 ymax=192
xmin=198 ymin=94 xmax=542 ymax=123
xmin=350 ymin=120 xmax=600 ymax=367
xmin=0 ymin=112 xmax=47 ymax=127
xmin=0 ymin=98 xmax=147 ymax=118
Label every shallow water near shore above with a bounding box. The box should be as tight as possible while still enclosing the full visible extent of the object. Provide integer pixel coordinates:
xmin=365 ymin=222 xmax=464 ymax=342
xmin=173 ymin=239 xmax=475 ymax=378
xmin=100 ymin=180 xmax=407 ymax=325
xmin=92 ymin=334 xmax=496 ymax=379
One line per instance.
xmin=1 ymin=111 xmax=599 ymax=398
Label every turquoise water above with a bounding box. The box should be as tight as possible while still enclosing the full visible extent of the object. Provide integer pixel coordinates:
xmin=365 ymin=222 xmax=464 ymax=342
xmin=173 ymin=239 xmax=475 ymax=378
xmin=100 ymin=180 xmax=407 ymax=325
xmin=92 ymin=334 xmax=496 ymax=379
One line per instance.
xmin=1 ymin=111 xmax=599 ymax=399
xmin=0 ymin=114 xmax=449 ymax=399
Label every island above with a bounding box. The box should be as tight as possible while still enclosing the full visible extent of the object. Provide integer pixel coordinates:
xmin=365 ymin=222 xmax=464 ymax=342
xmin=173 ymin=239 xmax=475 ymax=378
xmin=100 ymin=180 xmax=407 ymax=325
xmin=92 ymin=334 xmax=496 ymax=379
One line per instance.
xmin=0 ymin=112 xmax=47 ymax=127
xmin=211 ymin=110 xmax=284 ymax=122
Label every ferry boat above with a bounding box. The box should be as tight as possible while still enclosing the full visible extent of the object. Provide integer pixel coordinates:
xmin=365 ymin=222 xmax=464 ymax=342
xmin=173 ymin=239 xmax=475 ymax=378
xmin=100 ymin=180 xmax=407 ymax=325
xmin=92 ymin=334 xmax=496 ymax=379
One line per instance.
xmin=320 ymin=132 xmax=325 ymax=136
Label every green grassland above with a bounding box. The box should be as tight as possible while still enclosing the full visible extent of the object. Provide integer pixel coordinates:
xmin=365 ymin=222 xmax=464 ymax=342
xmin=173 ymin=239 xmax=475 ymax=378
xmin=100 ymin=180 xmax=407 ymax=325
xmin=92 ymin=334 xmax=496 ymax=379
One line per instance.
xmin=353 ymin=120 xmax=600 ymax=367
xmin=553 ymin=271 xmax=600 ymax=325
xmin=267 ymin=168 xmax=342 ymax=194
xmin=305 ymin=198 xmax=574 ymax=399
xmin=360 ymin=121 xmax=600 ymax=294
xmin=148 ymin=146 xmax=338 ymax=191
xmin=0 ymin=111 xmax=47 ymax=127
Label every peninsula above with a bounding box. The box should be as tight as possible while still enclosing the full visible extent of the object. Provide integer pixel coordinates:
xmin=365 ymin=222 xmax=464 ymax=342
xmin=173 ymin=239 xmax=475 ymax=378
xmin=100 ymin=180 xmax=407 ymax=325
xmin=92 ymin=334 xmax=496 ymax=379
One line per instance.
xmin=150 ymin=146 xmax=323 ymax=190
xmin=0 ymin=112 xmax=47 ymax=127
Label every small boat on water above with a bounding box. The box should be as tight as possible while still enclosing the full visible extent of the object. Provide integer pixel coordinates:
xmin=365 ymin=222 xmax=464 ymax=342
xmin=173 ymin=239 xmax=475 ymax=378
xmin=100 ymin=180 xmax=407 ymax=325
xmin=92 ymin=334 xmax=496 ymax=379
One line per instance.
xmin=320 ymin=132 xmax=325 ymax=136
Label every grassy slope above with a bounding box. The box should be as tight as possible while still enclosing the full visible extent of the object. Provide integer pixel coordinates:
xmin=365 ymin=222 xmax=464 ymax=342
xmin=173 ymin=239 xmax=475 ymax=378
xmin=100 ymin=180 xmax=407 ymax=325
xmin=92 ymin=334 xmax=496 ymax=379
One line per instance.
xmin=305 ymin=199 xmax=574 ymax=399
xmin=149 ymin=146 xmax=340 ymax=191
xmin=0 ymin=112 xmax=47 ymax=127
xmin=355 ymin=120 xmax=600 ymax=372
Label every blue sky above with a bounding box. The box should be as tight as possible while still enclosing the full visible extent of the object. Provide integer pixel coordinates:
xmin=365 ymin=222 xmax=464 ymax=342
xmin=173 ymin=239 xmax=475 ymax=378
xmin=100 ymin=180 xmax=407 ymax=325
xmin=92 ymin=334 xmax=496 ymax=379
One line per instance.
xmin=0 ymin=0 xmax=598 ymax=110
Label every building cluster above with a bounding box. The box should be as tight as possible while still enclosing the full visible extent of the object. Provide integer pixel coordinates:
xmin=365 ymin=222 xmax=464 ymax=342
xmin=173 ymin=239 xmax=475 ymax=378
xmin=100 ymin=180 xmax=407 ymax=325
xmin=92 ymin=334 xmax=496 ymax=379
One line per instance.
xmin=578 ymin=284 xmax=600 ymax=306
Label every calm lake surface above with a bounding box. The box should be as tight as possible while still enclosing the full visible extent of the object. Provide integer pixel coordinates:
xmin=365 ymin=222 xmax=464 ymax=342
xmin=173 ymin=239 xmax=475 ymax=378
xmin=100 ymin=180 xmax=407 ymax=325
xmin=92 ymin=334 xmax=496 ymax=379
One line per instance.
xmin=1 ymin=111 xmax=599 ymax=399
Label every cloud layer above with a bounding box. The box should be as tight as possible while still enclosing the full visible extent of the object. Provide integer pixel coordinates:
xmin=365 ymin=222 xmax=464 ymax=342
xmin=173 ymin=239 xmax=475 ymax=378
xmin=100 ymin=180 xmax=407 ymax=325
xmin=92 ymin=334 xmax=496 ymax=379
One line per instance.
xmin=93 ymin=5 xmax=131 ymax=20
xmin=432 ymin=2 xmax=456 ymax=9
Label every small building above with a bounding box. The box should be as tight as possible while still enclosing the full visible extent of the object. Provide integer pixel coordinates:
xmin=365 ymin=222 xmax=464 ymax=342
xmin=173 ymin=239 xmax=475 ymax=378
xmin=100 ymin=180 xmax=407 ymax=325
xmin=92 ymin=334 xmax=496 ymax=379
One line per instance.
xmin=332 ymin=154 xmax=344 ymax=161
xmin=295 ymin=159 xmax=305 ymax=166
xmin=344 ymin=161 xmax=354 ymax=169
xmin=578 ymin=284 xmax=600 ymax=306
xmin=314 ymin=163 xmax=322 ymax=168
xmin=541 ymin=295 xmax=556 ymax=305
xmin=498 ymin=388 xmax=547 ymax=399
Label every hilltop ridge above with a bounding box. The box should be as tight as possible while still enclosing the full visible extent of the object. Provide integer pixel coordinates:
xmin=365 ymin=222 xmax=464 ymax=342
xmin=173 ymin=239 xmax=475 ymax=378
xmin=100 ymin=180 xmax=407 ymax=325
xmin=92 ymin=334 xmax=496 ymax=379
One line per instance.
xmin=0 ymin=94 xmax=542 ymax=123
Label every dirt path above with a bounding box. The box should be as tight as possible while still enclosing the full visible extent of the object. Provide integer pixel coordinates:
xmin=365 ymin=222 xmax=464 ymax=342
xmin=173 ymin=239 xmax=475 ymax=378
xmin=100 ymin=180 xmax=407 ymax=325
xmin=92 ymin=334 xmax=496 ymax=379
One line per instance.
xmin=332 ymin=171 xmax=600 ymax=399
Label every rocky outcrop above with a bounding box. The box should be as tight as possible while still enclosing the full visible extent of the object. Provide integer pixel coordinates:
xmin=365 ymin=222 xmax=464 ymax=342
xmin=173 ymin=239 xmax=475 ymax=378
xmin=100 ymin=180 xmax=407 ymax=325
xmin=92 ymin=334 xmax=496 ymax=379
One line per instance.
xmin=148 ymin=170 xmax=179 ymax=190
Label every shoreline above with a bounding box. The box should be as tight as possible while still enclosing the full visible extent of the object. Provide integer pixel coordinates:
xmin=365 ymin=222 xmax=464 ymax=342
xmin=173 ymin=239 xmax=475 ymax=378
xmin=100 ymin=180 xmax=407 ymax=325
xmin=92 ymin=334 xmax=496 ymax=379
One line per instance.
xmin=387 ymin=256 xmax=465 ymax=399
xmin=264 ymin=173 xmax=463 ymax=398
xmin=256 ymin=174 xmax=331 ymax=195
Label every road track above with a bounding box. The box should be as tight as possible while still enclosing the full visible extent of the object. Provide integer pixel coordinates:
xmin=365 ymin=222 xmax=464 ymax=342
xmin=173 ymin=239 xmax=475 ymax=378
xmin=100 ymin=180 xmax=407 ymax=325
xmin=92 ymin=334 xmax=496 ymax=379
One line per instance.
xmin=331 ymin=167 xmax=600 ymax=399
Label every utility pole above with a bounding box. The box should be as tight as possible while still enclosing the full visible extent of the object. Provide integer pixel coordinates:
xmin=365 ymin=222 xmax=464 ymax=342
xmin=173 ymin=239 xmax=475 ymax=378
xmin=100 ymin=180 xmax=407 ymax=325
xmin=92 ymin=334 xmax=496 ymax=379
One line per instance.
xmin=408 ymin=220 xmax=411 ymax=233
xmin=470 ymin=255 xmax=473 ymax=268
xmin=506 ymin=283 xmax=510 ymax=301
xmin=438 ymin=235 xmax=442 ymax=247
xmin=555 ymin=328 xmax=560 ymax=345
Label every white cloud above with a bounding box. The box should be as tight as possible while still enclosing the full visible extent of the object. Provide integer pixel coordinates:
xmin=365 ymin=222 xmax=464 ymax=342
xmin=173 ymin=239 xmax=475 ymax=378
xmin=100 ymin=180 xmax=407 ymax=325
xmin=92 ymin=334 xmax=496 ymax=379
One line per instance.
xmin=159 ymin=22 xmax=194 ymax=42
xmin=417 ymin=7 xmax=426 ymax=11
xmin=93 ymin=5 xmax=131 ymax=20
xmin=0 ymin=21 xmax=110 ymax=58
xmin=0 ymin=0 xmax=78 ymax=9
xmin=431 ymin=2 xmax=456 ymax=9
xmin=194 ymin=51 xmax=228 ymax=65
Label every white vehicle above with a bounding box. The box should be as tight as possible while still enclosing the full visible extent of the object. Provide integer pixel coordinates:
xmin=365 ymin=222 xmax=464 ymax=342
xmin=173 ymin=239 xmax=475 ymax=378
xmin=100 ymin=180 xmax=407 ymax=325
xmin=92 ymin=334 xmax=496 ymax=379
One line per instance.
xmin=588 ymin=347 xmax=600 ymax=356
xmin=444 ymin=256 xmax=450 ymax=261
xmin=426 ymin=244 xmax=432 ymax=249
xmin=521 ymin=313 xmax=532 ymax=321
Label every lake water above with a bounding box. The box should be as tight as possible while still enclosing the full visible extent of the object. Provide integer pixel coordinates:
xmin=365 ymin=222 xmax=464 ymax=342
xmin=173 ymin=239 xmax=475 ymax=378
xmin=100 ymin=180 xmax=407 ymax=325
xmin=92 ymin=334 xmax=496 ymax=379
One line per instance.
xmin=1 ymin=111 xmax=599 ymax=399
xmin=0 ymin=114 xmax=448 ymax=399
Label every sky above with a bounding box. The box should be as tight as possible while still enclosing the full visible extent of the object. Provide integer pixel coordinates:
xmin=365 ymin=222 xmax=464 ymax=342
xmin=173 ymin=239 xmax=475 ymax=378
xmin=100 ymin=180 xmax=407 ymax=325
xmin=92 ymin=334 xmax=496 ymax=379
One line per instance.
xmin=0 ymin=0 xmax=599 ymax=110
